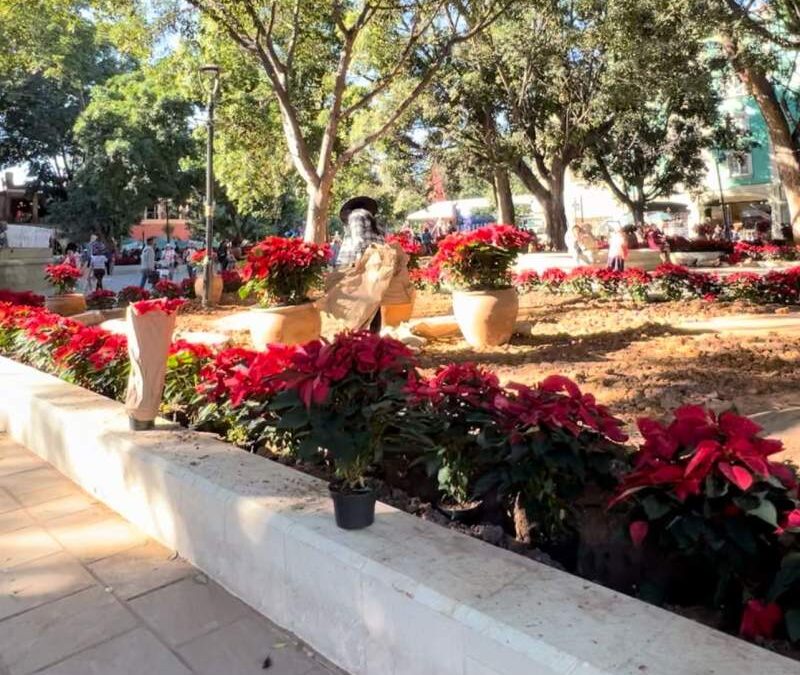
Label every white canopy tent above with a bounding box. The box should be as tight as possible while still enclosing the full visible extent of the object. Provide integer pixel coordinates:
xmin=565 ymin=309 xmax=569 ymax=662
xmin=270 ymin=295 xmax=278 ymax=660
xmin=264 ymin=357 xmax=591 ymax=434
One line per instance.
xmin=405 ymin=196 xmax=539 ymax=222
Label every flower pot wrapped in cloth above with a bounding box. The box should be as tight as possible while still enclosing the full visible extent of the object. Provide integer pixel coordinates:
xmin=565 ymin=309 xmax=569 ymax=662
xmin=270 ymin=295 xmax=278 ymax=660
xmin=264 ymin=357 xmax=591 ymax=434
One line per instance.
xmin=380 ymin=243 xmax=415 ymax=327
xmin=124 ymin=298 xmax=184 ymax=430
xmin=319 ymin=244 xmax=400 ymax=336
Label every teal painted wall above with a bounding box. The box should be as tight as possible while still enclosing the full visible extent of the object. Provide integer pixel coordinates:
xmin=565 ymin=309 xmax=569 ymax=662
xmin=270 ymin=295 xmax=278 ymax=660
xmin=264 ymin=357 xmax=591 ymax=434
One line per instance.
xmin=717 ymin=95 xmax=773 ymax=189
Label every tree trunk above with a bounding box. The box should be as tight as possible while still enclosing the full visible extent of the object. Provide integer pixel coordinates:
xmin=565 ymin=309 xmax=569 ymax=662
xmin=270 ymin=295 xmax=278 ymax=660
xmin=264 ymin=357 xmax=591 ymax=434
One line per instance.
xmin=723 ymin=36 xmax=800 ymax=237
xmin=632 ymin=202 xmax=646 ymax=228
xmin=493 ymin=167 xmax=516 ymax=225
xmin=546 ymin=169 xmax=568 ymax=250
xmin=304 ymin=173 xmax=334 ymax=243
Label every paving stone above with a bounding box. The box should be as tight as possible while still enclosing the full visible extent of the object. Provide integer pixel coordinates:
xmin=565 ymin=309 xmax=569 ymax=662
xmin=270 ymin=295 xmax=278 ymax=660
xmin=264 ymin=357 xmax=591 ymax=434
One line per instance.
xmin=0 ymin=487 xmax=19 ymax=514
xmin=45 ymin=505 xmax=148 ymax=563
xmin=0 ymin=585 xmax=137 ymax=675
xmin=37 ymin=628 xmax=192 ymax=675
xmin=0 ymin=466 xmax=74 ymax=500
xmin=178 ymin=614 xmax=323 ymax=675
xmin=0 ymin=447 xmax=45 ymax=477
xmin=130 ymin=576 xmax=250 ymax=647
xmin=0 ymin=524 xmax=62 ymax=570
xmin=0 ymin=551 xmax=96 ymax=620
xmin=26 ymin=492 xmax=100 ymax=522
xmin=88 ymin=540 xmax=193 ymax=600
xmin=0 ymin=507 xmax=35 ymax=534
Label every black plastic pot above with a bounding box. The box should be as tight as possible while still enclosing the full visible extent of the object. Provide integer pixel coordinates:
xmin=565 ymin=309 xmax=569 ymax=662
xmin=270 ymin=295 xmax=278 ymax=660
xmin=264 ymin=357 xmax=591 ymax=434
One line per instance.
xmin=329 ymin=485 xmax=376 ymax=530
xmin=436 ymin=499 xmax=484 ymax=524
xmin=129 ymin=417 xmax=155 ymax=431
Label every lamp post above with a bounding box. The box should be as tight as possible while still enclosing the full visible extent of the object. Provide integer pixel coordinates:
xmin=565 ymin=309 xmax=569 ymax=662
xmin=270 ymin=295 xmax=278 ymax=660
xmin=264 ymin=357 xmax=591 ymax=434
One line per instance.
xmin=200 ymin=64 xmax=221 ymax=307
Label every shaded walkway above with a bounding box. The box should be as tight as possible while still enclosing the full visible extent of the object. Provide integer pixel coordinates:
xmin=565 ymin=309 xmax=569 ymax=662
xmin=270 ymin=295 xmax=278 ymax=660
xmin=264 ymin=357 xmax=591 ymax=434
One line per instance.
xmin=0 ymin=436 xmax=343 ymax=675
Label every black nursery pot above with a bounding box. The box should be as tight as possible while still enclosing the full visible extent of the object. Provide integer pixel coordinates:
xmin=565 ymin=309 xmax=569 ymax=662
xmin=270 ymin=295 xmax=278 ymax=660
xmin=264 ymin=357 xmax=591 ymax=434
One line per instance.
xmin=329 ymin=485 xmax=376 ymax=530
xmin=436 ymin=499 xmax=484 ymax=525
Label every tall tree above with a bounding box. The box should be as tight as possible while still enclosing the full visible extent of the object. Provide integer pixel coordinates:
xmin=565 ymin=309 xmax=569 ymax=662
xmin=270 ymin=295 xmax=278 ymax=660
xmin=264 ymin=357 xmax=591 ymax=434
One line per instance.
xmin=580 ymin=2 xmax=721 ymax=225
xmin=714 ymin=0 xmax=800 ymax=235
xmin=183 ymin=0 xmax=508 ymax=242
xmin=49 ymin=67 xmax=197 ymax=242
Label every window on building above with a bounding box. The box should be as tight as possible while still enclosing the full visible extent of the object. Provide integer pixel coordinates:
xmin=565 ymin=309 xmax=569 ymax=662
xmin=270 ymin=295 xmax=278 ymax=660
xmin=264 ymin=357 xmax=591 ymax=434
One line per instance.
xmin=727 ymin=151 xmax=753 ymax=178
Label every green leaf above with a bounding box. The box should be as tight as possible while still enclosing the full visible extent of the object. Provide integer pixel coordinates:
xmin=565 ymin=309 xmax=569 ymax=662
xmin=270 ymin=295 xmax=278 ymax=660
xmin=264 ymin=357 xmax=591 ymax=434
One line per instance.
xmin=745 ymin=498 xmax=778 ymax=527
xmin=276 ymin=406 xmax=308 ymax=430
xmin=786 ymin=609 xmax=800 ymax=644
xmin=768 ymin=553 xmax=800 ymax=602
xmin=641 ymin=493 xmax=671 ymax=520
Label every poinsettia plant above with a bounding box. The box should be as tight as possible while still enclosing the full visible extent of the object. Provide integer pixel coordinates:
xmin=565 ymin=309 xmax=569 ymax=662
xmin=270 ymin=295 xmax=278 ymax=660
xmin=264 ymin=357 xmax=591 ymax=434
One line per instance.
xmin=131 ymin=298 xmax=185 ymax=316
xmin=117 ymin=286 xmax=150 ymax=305
xmin=0 ymin=289 xmax=45 ymax=307
xmin=152 ymin=279 xmax=184 ymax=299
xmin=85 ymin=289 xmax=116 ymax=310
xmin=432 ymin=224 xmax=531 ymax=290
xmin=44 ymin=263 xmax=83 ymax=295
xmin=610 ymin=405 xmax=800 ymax=641
xmin=386 ymin=231 xmax=423 ymax=268
xmin=268 ymin=332 xmax=422 ymax=490
xmin=239 ymin=236 xmax=331 ymax=307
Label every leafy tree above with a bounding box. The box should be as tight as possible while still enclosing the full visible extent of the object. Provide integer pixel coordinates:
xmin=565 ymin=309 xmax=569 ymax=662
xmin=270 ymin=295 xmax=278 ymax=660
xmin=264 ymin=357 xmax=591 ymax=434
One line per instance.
xmin=49 ymin=67 xmax=197 ymax=242
xmin=580 ymin=3 xmax=721 ymax=225
xmin=712 ymin=0 xmax=800 ymax=235
xmin=183 ymin=0 xmax=508 ymax=242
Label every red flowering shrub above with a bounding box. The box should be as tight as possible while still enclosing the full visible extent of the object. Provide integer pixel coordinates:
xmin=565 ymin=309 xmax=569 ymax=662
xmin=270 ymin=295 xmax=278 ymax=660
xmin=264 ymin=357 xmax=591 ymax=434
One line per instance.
xmin=85 ymin=289 xmax=116 ymax=310
xmin=240 ymin=236 xmax=331 ymax=306
xmin=650 ymin=264 xmax=720 ymax=300
xmin=513 ymin=270 xmax=540 ymax=294
xmin=724 ymin=270 xmax=800 ymax=305
xmin=269 ymin=332 xmax=419 ymax=488
xmin=53 ymin=325 xmax=128 ymax=398
xmin=220 ymin=269 xmax=243 ymax=293
xmin=0 ymin=289 xmax=45 ymax=307
xmin=732 ymin=241 xmax=800 ymax=263
xmin=409 ymin=262 xmax=441 ymax=292
xmin=386 ymin=231 xmax=423 ymax=269
xmin=162 ymin=340 xmax=217 ymax=420
xmin=44 ymin=263 xmax=82 ymax=294
xmin=117 ymin=286 xmax=150 ymax=305
xmin=611 ymin=405 xmax=800 ymax=642
xmin=152 ymin=279 xmax=183 ymax=299
xmin=431 ymin=224 xmax=531 ymax=290
xmin=180 ymin=277 xmax=196 ymax=299
xmin=621 ymin=268 xmax=652 ymax=302
xmin=131 ymin=298 xmax=185 ymax=315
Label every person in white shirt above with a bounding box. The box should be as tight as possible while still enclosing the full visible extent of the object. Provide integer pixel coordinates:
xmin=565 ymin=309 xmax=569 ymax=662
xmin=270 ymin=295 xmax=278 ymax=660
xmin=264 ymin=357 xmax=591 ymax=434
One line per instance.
xmin=139 ymin=238 xmax=156 ymax=289
xmin=91 ymin=253 xmax=107 ymax=290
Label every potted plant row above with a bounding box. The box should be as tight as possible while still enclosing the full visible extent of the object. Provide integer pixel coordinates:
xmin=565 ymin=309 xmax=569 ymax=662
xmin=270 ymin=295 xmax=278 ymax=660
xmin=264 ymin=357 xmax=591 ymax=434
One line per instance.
xmin=239 ymin=236 xmax=331 ymax=348
xmin=432 ymin=224 xmax=531 ymax=347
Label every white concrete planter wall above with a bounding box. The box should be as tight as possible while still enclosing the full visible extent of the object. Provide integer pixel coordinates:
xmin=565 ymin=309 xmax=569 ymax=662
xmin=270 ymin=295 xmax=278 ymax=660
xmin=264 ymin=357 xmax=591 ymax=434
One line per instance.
xmin=0 ymin=355 xmax=794 ymax=675
xmin=515 ymin=249 xmax=663 ymax=274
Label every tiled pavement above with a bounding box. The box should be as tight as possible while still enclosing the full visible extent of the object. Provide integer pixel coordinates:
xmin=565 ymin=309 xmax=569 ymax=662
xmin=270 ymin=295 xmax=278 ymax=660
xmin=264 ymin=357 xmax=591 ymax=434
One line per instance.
xmin=0 ymin=436 xmax=344 ymax=675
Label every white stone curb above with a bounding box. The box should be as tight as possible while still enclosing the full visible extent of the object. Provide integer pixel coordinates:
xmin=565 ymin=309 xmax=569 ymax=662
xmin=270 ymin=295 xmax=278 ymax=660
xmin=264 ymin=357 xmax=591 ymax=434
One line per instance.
xmin=0 ymin=356 xmax=794 ymax=675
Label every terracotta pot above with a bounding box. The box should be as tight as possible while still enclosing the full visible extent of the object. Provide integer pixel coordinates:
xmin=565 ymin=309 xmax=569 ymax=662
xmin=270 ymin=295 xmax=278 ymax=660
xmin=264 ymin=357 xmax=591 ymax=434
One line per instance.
xmin=45 ymin=293 xmax=87 ymax=317
xmin=194 ymin=274 xmax=223 ymax=304
xmin=452 ymin=287 xmax=519 ymax=347
xmin=249 ymin=302 xmax=321 ymax=348
xmin=381 ymin=296 xmax=415 ymax=327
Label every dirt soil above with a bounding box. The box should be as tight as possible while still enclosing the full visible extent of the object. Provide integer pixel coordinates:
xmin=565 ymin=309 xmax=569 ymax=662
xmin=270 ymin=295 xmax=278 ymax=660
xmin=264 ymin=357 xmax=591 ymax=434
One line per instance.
xmin=175 ymin=292 xmax=800 ymax=434
xmin=419 ymin=292 xmax=800 ymax=433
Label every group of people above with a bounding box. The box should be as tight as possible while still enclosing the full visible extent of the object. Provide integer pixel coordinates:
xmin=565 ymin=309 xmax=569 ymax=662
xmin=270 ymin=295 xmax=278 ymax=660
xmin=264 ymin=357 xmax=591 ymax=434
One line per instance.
xmin=60 ymin=235 xmax=119 ymax=292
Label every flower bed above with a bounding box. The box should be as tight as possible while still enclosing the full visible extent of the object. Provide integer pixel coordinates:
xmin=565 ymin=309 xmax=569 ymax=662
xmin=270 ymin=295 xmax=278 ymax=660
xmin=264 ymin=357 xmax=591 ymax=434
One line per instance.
xmin=510 ymin=264 xmax=800 ymax=305
xmin=1 ymin=295 xmax=799 ymax=656
xmin=729 ymin=241 xmax=800 ymax=264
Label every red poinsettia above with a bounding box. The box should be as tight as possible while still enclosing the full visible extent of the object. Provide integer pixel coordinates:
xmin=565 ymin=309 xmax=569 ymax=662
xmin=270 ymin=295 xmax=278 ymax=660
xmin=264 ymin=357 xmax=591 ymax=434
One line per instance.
xmin=432 ymin=224 xmax=531 ymax=290
xmin=240 ymin=237 xmax=331 ymax=306
xmin=131 ymin=298 xmax=185 ymax=316
xmin=386 ymin=231 xmax=423 ymax=257
xmin=0 ymin=289 xmax=45 ymax=307
xmin=118 ymin=286 xmax=150 ymax=304
xmin=44 ymin=263 xmax=83 ymax=294
xmin=739 ymin=600 xmax=783 ymax=641
xmin=152 ymin=279 xmax=184 ymax=299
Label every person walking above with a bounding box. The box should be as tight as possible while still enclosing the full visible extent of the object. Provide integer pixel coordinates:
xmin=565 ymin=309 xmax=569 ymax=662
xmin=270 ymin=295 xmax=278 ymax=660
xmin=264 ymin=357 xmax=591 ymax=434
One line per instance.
xmin=163 ymin=244 xmax=177 ymax=280
xmin=91 ymin=251 xmax=107 ymax=290
xmin=607 ymin=224 xmax=629 ymax=272
xmin=139 ymin=237 xmax=156 ymax=289
xmin=565 ymin=224 xmax=591 ymax=266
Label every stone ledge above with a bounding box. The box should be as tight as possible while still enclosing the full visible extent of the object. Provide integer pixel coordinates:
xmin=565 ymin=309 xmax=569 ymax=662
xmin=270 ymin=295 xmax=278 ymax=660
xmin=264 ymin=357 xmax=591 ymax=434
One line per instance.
xmin=0 ymin=355 xmax=794 ymax=675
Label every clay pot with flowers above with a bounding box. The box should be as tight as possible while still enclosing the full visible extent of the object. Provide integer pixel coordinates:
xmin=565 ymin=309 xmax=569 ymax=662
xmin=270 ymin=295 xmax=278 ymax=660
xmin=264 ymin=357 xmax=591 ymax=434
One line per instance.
xmin=239 ymin=237 xmax=331 ymax=348
xmin=190 ymin=250 xmax=223 ymax=304
xmin=432 ymin=225 xmax=531 ymax=347
xmin=44 ymin=263 xmax=86 ymax=316
xmin=382 ymin=232 xmax=421 ymax=326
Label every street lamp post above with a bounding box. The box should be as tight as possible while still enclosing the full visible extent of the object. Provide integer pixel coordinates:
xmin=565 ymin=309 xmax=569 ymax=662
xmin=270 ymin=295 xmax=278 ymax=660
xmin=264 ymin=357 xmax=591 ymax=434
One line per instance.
xmin=200 ymin=64 xmax=221 ymax=308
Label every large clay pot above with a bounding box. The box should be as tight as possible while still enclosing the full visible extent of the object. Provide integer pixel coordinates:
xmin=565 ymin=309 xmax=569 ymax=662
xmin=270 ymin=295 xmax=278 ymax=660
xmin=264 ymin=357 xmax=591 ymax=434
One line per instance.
xmin=381 ymin=294 xmax=415 ymax=327
xmin=45 ymin=293 xmax=87 ymax=317
xmin=249 ymin=302 xmax=321 ymax=348
xmin=452 ymin=287 xmax=519 ymax=348
xmin=194 ymin=274 xmax=223 ymax=304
